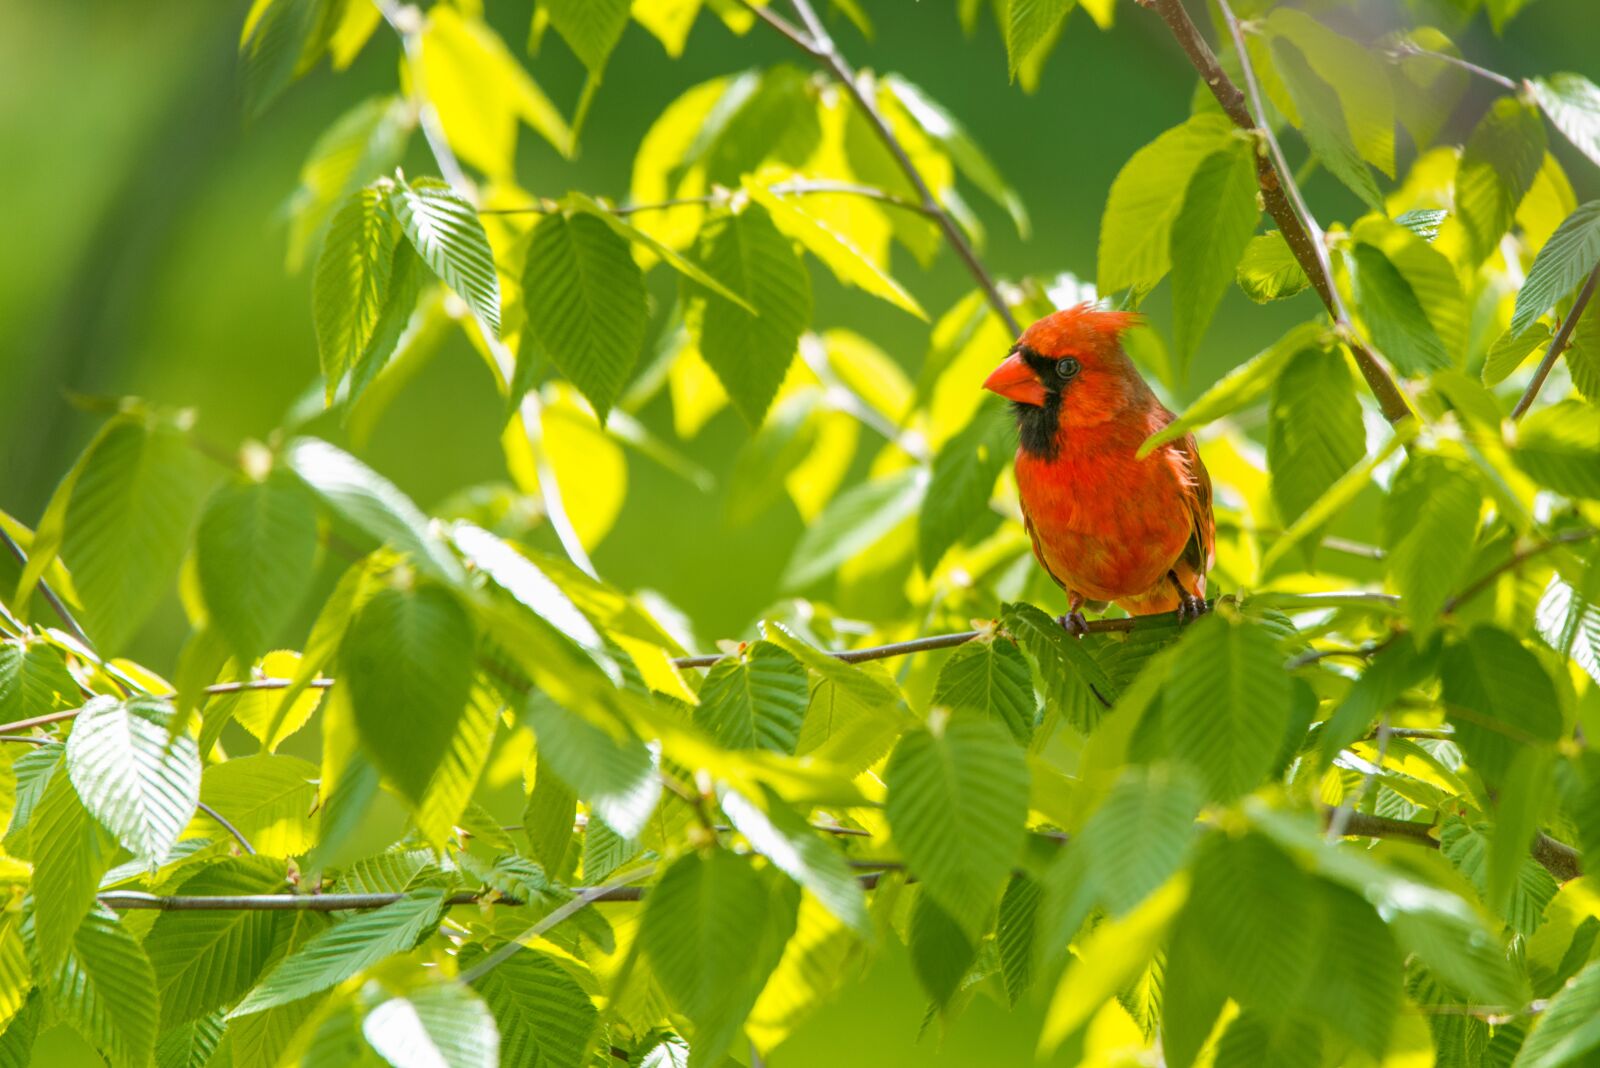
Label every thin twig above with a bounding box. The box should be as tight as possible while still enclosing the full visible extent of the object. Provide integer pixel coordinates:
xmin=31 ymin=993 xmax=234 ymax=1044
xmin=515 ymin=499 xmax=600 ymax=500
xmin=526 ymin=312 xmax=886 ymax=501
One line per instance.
xmin=1143 ymin=0 xmax=1412 ymax=425
xmin=480 ymin=180 xmax=935 ymax=220
xmin=1444 ymin=527 xmax=1599 ymax=614
xmin=1326 ymin=715 xmax=1390 ymax=841
xmin=195 ymin=801 xmax=256 ymax=855
xmin=0 ymin=527 xmax=95 ymax=652
xmin=740 ymin=0 xmax=1020 ymax=335
xmin=1511 ymin=261 xmax=1600 ymax=419
xmin=1383 ymin=41 xmax=1519 ymax=92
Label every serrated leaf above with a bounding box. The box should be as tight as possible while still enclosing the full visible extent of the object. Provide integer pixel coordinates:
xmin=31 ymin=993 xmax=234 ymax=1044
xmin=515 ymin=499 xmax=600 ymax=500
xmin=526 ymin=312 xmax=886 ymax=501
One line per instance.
xmin=520 ymin=689 xmax=660 ymax=840
xmin=389 ymin=178 xmax=501 ymax=335
xmin=1269 ymin=39 xmax=1383 ymax=211
xmin=1382 ymin=455 xmax=1480 ymax=635
xmin=145 ymin=857 xmax=288 ymax=1026
xmin=886 ymin=716 xmax=1028 ymax=933
xmin=196 ymin=470 xmax=319 ymax=663
xmin=688 ymin=205 xmax=813 ymax=425
xmin=782 ymin=467 xmax=927 ymax=590
xmin=1514 ymin=958 xmax=1600 ymax=1068
xmin=540 ymin=0 xmax=629 ymax=76
xmin=43 ymin=908 xmax=157 ymax=1068
xmin=1077 ymin=768 xmax=1201 ymax=916
xmin=721 ymin=784 xmax=869 ymax=936
xmin=1267 ymin=347 xmax=1365 ymax=525
xmin=286 ymin=95 xmax=413 ymax=271
xmin=695 ymin=640 xmax=808 ymax=754
xmin=1531 ymin=73 xmax=1600 ymax=172
xmin=314 ymin=186 xmax=399 ymax=398
xmin=917 ymin=402 xmax=1011 ymax=574
xmin=1265 ymin=8 xmax=1394 ymax=176
xmin=363 ymin=982 xmax=498 ymax=1068
xmin=1567 ymin=301 xmax=1600 ymax=402
xmin=1537 ymin=571 xmax=1600 ymax=686
xmin=66 ymin=696 xmax=199 ymax=866
xmin=1440 ymin=819 xmax=1558 ymax=937
xmin=521 ymin=211 xmax=647 ymax=419
xmin=566 ymin=193 xmax=753 ymax=312
xmin=230 ymin=890 xmax=445 ymax=1016
xmin=1098 ymin=113 xmax=1236 ymax=296
xmin=642 ymin=851 xmax=799 ymax=1067
xmin=283 ymin=437 xmax=464 ymax=585
xmin=1512 ymin=201 xmax=1600 ymax=337
xmin=1348 ymin=242 xmax=1451 ymax=375
xmin=1441 ymin=625 xmax=1561 ymax=788
xmin=240 ymin=0 xmax=331 ymax=119
xmin=154 ymin=1012 xmax=225 ymax=1068
xmin=31 ymin=763 xmax=117 ymax=969
xmin=1005 ymin=0 xmax=1072 ymax=80
xmin=1003 ymin=601 xmax=1117 ymax=731
xmin=1513 ymin=401 xmax=1600 ymax=498
xmin=467 ymin=945 xmax=596 ymax=1067
xmin=343 ymin=584 xmax=474 ymax=803
xmin=1484 ymin=321 xmax=1552 ymax=385
xmin=1172 ymin=144 xmax=1260 ymax=368
xmin=62 ymin=418 xmax=206 ymax=652
xmin=200 ymin=753 xmax=319 ymax=857
xmin=1162 ymin=616 xmax=1289 ymax=802
xmin=0 ymin=641 xmax=77 ymax=723
xmin=1456 ymin=96 xmax=1547 ymax=265
xmin=1236 ymin=232 xmax=1310 ymax=304
xmin=931 ymin=639 xmax=1035 ymax=745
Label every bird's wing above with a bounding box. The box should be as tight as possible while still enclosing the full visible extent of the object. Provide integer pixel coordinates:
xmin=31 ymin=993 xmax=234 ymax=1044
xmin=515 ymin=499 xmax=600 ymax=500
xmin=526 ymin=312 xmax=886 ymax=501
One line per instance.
xmin=1172 ymin=432 xmax=1216 ymax=575
xmin=1020 ymin=499 xmax=1069 ymax=593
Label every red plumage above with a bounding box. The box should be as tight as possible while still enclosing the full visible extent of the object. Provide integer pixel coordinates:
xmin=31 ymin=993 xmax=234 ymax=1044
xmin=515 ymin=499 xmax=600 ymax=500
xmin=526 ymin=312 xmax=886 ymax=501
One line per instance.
xmin=983 ymin=304 xmax=1215 ymax=626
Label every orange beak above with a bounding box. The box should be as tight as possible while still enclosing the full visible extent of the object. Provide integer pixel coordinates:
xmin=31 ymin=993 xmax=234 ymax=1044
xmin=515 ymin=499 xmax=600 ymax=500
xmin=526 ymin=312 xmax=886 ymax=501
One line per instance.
xmin=983 ymin=352 xmax=1047 ymax=407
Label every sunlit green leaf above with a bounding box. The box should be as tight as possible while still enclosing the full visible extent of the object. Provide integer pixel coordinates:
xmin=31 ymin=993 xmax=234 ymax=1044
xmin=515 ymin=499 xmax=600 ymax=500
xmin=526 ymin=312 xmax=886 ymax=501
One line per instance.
xmin=389 ymin=178 xmax=501 ymax=335
xmin=1456 ymin=96 xmax=1547 ymax=265
xmin=43 ymin=908 xmax=157 ymax=1068
xmin=931 ymin=638 xmax=1035 ymax=745
xmin=363 ymin=982 xmax=498 ymax=1068
xmin=1512 ymin=201 xmax=1600 ymax=337
xmin=1235 ymin=232 xmax=1310 ymax=304
xmin=1267 ymin=347 xmax=1365 ymax=525
xmin=1530 ymin=73 xmax=1600 ymax=172
xmin=66 ymin=696 xmax=199 ymax=866
xmin=782 ymin=467 xmax=927 ymax=591
xmin=695 ymin=640 xmax=809 ymax=754
xmin=467 ymin=945 xmax=596 ymax=1066
xmin=918 ymin=402 xmax=1011 ymax=574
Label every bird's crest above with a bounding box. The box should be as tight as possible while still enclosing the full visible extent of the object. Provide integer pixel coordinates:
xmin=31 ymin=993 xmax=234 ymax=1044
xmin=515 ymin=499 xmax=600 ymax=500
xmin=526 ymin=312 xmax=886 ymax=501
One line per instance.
xmin=1020 ymin=303 xmax=1142 ymax=358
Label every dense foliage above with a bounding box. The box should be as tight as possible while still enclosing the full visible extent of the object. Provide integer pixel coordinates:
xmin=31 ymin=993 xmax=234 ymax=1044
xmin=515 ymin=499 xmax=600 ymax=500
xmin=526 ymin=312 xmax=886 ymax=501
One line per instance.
xmin=3 ymin=0 xmax=1600 ymax=1064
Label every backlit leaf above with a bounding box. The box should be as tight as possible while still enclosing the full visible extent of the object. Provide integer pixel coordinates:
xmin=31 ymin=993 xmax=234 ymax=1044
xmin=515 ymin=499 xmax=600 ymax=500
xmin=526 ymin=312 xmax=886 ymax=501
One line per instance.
xmin=389 ymin=178 xmax=501 ymax=335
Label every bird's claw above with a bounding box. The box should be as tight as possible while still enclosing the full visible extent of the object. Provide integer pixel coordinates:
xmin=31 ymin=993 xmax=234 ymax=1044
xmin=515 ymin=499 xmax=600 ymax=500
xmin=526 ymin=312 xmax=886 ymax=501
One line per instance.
xmin=1056 ymin=610 xmax=1090 ymax=638
xmin=1176 ymin=593 xmax=1209 ymax=625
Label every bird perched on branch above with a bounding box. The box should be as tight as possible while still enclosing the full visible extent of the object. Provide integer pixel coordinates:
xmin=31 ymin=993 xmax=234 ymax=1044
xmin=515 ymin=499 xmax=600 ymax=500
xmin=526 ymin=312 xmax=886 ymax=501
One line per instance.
xmin=983 ymin=304 xmax=1215 ymax=635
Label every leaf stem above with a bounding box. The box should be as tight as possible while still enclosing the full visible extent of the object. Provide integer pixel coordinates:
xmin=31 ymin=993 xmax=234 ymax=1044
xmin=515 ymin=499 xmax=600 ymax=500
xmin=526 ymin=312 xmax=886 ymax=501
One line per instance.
xmin=738 ymin=0 xmax=1021 ymax=335
xmin=478 ymin=179 xmax=937 ymax=220
xmin=1510 ymin=260 xmax=1600 ymax=419
xmin=1383 ymin=41 xmax=1519 ymax=93
xmin=0 ymin=527 xmax=95 ymax=652
xmin=1443 ymin=526 xmax=1599 ymax=613
xmin=196 ymin=800 xmax=257 ymax=855
xmin=1143 ymin=0 xmax=1412 ymax=426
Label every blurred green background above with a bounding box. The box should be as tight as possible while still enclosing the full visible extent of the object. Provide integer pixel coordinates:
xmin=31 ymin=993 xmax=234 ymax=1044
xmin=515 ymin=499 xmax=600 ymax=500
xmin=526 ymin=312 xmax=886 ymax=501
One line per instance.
xmin=2 ymin=2 xmax=1597 ymax=1063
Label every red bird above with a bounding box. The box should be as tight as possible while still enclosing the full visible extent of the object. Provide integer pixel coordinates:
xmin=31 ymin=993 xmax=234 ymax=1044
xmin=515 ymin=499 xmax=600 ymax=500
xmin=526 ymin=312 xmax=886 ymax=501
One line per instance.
xmin=983 ymin=305 xmax=1215 ymax=634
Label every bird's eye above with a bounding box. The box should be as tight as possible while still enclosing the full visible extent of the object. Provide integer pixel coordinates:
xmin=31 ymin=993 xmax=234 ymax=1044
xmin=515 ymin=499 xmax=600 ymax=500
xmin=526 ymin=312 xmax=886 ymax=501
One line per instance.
xmin=1057 ymin=357 xmax=1081 ymax=381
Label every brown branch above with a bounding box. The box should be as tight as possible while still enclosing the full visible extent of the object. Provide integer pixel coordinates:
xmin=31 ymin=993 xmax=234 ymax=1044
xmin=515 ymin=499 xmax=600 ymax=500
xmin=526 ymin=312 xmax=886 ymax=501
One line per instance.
xmin=1324 ymin=807 xmax=1580 ymax=882
xmin=480 ymin=180 xmax=935 ymax=220
xmin=739 ymin=0 xmax=1021 ymax=335
xmin=1142 ymin=0 xmax=1412 ymax=426
xmin=1511 ymin=261 xmax=1600 ymax=419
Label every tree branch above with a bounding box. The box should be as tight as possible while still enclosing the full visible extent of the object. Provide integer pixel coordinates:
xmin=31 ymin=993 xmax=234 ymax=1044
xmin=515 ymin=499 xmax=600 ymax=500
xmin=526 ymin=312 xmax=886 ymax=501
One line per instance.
xmin=195 ymin=800 xmax=256 ymax=855
xmin=479 ymin=179 xmax=936 ymax=220
xmin=739 ymin=0 xmax=1021 ymax=335
xmin=1141 ymin=0 xmax=1413 ymax=426
xmin=1511 ymin=261 xmax=1600 ymax=419
xmin=1383 ymin=41 xmax=1519 ymax=93
xmin=0 ymin=527 xmax=95 ymax=652
xmin=1444 ymin=527 xmax=1599 ymax=614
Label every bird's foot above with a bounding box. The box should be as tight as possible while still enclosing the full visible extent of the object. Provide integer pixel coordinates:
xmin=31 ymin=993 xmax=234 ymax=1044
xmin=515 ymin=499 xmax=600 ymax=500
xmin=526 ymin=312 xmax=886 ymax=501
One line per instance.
xmin=1175 ymin=592 xmax=1209 ymax=625
xmin=1056 ymin=610 xmax=1090 ymax=638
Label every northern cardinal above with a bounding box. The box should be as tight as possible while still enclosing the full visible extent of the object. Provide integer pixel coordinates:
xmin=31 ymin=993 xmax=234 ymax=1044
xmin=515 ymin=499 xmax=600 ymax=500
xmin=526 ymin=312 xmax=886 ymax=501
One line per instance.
xmin=983 ymin=305 xmax=1215 ymax=634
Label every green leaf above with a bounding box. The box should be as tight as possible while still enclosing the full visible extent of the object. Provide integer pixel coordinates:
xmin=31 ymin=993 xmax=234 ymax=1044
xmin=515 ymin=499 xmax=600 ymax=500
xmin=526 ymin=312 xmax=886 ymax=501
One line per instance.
xmin=43 ymin=908 xmax=158 ymax=1068
xmin=642 ymin=851 xmax=799 ymax=1067
xmin=1005 ymin=0 xmax=1072 ymax=80
xmin=314 ymin=186 xmax=400 ymax=399
xmin=886 ymin=716 xmax=1028 ymax=932
xmin=154 ymin=1013 xmax=225 ymax=1068
xmin=1513 ymin=201 xmax=1600 ymax=337
xmin=1162 ymin=615 xmax=1290 ymax=802
xmin=997 ymin=873 xmax=1040 ymax=1005
xmin=782 ymin=467 xmax=927 ymax=590
xmin=200 ymin=753 xmax=319 ymax=857
xmin=1077 ymin=767 xmax=1201 ymax=916
xmin=467 ymin=946 xmax=596 ymax=1067
xmin=0 ymin=994 xmax=39 ymax=1068
xmin=694 ymin=640 xmax=809 ymax=754
xmin=1537 ymin=571 xmax=1600 ymax=686
xmin=196 ymin=470 xmax=319 ymax=663
xmin=1396 ymin=208 xmax=1449 ymax=241
xmin=1513 ymin=401 xmax=1600 ymax=498
xmin=388 ymin=178 xmax=501 ymax=335
xmin=566 ymin=194 xmax=754 ymax=313
xmin=1439 ymin=818 xmax=1558 ymax=937
xmin=1456 ymin=96 xmax=1547 ymax=266
xmin=931 ymin=639 xmax=1035 ymax=745
xmin=909 ymin=894 xmax=975 ymax=1007
xmin=521 ymin=211 xmax=648 ymax=420
xmin=283 ymin=437 xmax=465 ymax=586
xmin=1567 ymin=302 xmax=1600 ymax=402
xmin=917 ymin=402 xmax=1012 ymax=574
xmin=1264 ymin=8 xmax=1395 ymax=176
xmin=1440 ymin=625 xmax=1561 ymax=788
xmin=1514 ymin=958 xmax=1600 ymax=1068
xmin=240 ymin=0 xmax=333 ymax=119
xmin=286 ymin=95 xmax=413 ymax=272
xmin=1267 ymin=347 xmax=1365 ymax=525
xmin=1099 ymin=113 xmax=1237 ymax=296
xmin=540 ymin=0 xmax=629 ymax=76
xmin=1213 ymin=1012 xmax=1321 ymax=1068
xmin=230 ymin=890 xmax=446 ymax=1016
xmin=62 ymin=418 xmax=206 ymax=652
xmin=144 ymin=857 xmax=288 ymax=1026
xmin=66 ymin=696 xmax=199 ymax=866
xmin=363 ymin=982 xmax=498 ymax=1068
xmin=1139 ymin=322 xmax=1325 ymax=457
xmin=31 ymin=763 xmax=117 ymax=969
xmin=520 ymin=690 xmax=660 ymax=840
xmin=1483 ymin=321 xmax=1552 ymax=385
xmin=1382 ymin=455 xmax=1480 ymax=636
xmin=1348 ymin=242 xmax=1451 ymax=375
xmin=1531 ymin=74 xmax=1600 ymax=172
xmin=1235 ymin=233 xmax=1310 ymax=304
xmin=1269 ymin=39 xmax=1383 ymax=211
xmin=1172 ymin=148 xmax=1260 ymax=367
xmin=720 ymin=784 xmax=870 ymax=937
xmin=1003 ymin=601 xmax=1117 ymax=731
xmin=688 ymin=205 xmax=813 ymax=424
xmin=0 ymin=640 xmax=77 ymax=723
xmin=1353 ymin=215 xmax=1468 ymax=364
xmin=342 ymin=584 xmax=474 ymax=804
